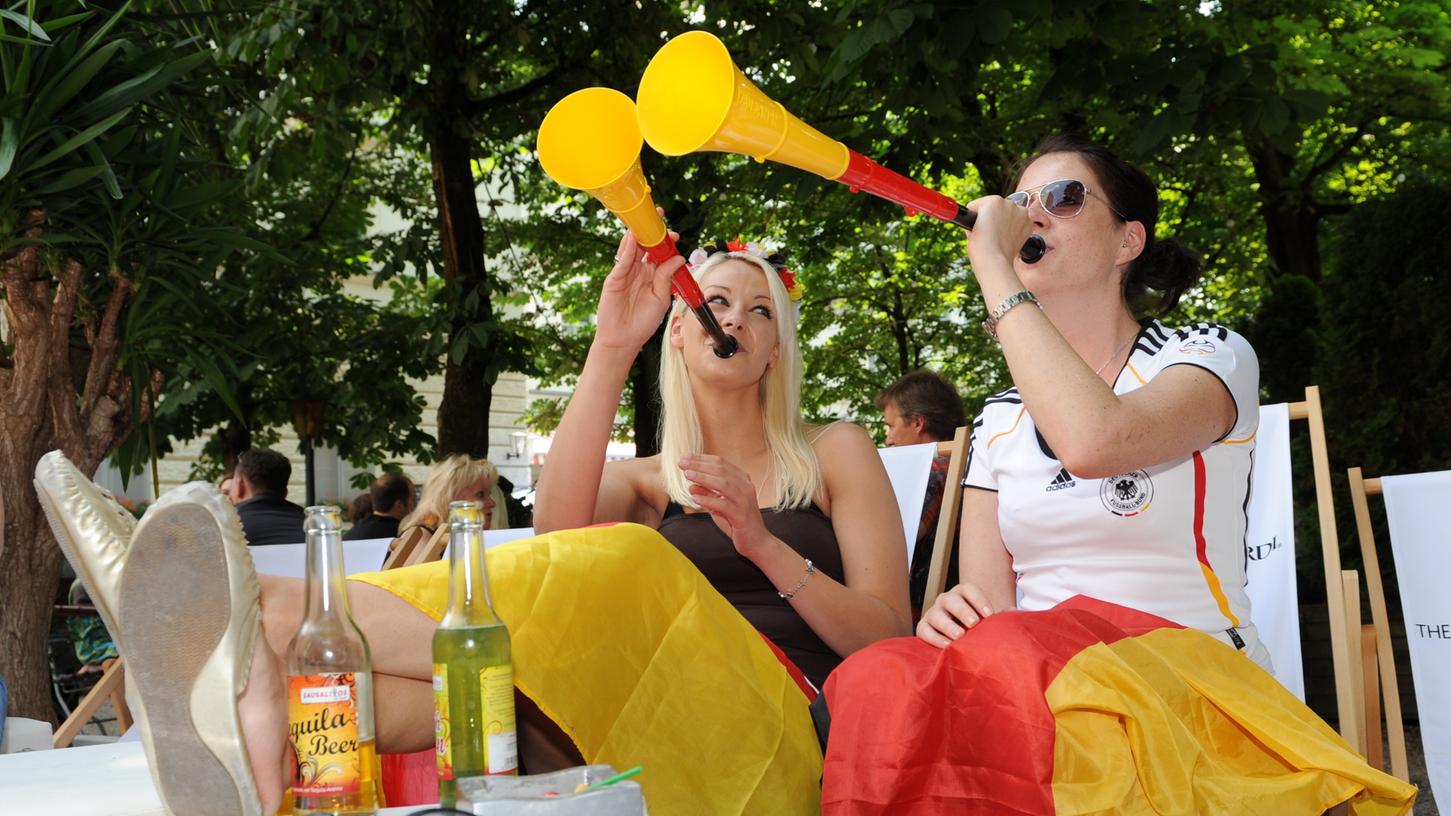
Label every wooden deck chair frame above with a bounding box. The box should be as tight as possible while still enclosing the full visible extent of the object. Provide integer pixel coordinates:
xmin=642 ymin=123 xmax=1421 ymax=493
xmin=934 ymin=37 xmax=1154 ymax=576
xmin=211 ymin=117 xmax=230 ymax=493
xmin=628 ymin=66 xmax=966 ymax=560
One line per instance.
xmin=918 ymin=424 xmax=969 ymax=611
xmin=1345 ymin=468 xmax=1411 ymax=782
xmin=52 ymin=657 xmax=131 ymax=748
xmin=381 ymin=524 xmax=432 ymax=570
xmin=405 ymin=525 xmax=450 ymax=566
xmin=1293 ymin=386 xmax=1370 ymax=754
xmin=917 ymin=388 xmax=1370 ymax=752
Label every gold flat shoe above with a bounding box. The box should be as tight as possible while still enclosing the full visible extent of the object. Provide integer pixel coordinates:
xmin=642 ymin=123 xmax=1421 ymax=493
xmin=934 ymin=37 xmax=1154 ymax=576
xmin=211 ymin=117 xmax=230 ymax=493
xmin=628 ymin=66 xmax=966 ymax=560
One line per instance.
xmin=34 ymin=453 xmax=264 ymax=815
xmin=33 ymin=450 xmax=139 ymax=651
xmin=120 ymin=482 xmax=263 ymax=816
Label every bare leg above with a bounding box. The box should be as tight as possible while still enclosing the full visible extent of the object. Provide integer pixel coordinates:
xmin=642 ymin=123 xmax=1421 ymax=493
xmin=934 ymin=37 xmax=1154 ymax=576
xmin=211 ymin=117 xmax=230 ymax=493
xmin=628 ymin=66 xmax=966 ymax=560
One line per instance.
xmin=374 ymin=674 xmax=434 ymax=753
xmin=238 ymin=628 xmax=288 ymax=815
xmin=242 ymin=577 xmax=439 ymax=811
xmin=517 ymin=692 xmax=584 ymax=774
xmin=258 ymin=575 xmax=436 ymax=681
xmin=243 ymin=574 xmax=584 ymax=809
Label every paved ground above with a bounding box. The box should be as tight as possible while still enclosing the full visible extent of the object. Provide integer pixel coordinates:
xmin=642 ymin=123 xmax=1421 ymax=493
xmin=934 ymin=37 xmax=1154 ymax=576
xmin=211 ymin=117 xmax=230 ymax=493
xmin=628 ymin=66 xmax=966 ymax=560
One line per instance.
xmin=1397 ymin=725 xmax=1439 ymax=815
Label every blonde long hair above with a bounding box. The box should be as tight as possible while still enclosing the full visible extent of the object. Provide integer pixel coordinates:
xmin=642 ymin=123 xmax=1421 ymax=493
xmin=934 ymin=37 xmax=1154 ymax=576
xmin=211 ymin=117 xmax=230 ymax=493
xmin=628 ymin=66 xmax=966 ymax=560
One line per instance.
xmin=401 ymin=454 xmax=500 ymax=531
xmin=658 ymin=252 xmax=820 ymax=510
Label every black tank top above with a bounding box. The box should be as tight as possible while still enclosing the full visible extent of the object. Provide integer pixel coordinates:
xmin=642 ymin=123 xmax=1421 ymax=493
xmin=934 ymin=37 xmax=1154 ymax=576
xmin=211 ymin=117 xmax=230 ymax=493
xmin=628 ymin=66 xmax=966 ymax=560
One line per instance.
xmin=657 ymin=501 xmax=845 ymax=687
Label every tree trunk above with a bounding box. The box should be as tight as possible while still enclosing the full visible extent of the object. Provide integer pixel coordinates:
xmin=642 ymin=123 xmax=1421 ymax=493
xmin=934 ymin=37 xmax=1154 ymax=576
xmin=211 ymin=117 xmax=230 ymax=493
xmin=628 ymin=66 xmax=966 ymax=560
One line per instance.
xmin=0 ymin=218 xmax=138 ymax=721
xmin=0 ymin=492 xmax=65 ymax=723
xmin=428 ymin=9 xmax=494 ymax=460
xmin=631 ymin=320 xmax=667 ymax=458
xmin=1248 ymin=139 xmax=1323 ymax=282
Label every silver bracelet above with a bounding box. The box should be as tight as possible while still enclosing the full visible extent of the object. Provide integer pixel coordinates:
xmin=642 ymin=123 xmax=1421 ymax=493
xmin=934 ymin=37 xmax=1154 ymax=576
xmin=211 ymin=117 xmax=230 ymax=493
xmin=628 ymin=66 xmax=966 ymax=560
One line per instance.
xmin=778 ymin=559 xmax=816 ymax=600
xmin=982 ymin=290 xmax=1039 ymax=340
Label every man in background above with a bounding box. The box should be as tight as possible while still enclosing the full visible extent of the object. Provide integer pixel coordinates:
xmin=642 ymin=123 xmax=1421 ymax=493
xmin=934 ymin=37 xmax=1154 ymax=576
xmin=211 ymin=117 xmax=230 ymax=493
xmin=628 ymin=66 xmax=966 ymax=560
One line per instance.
xmin=344 ymin=472 xmax=415 ymax=541
xmin=875 ymin=369 xmax=966 ymax=617
xmin=226 ymin=448 xmax=305 ymax=546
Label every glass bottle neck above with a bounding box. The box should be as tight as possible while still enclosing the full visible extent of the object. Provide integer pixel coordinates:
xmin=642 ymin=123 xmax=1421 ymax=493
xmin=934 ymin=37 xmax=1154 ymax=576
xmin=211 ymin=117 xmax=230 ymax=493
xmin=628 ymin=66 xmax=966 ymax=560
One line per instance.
xmin=302 ymin=526 xmax=351 ymax=621
xmin=442 ymin=526 xmax=500 ymax=627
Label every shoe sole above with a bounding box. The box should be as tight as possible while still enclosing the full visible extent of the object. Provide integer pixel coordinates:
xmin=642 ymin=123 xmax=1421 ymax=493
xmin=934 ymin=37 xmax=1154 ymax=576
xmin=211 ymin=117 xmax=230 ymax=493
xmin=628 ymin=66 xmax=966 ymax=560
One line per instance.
xmin=119 ymin=502 xmax=248 ymax=816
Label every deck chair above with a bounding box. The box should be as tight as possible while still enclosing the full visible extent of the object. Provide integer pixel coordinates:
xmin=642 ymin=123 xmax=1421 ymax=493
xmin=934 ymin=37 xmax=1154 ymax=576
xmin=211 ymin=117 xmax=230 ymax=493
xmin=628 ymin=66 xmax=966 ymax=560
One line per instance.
xmin=404 ymin=524 xmax=450 ymax=566
xmin=877 ymin=441 xmax=941 ymax=570
xmin=51 ymin=658 xmax=130 ymax=748
xmin=917 ymin=426 xmax=970 ymax=611
xmin=380 ymin=524 xmax=433 ymax=570
xmin=1347 ymin=466 xmax=1450 ymax=786
xmin=1242 ymin=386 xmax=1369 ymax=753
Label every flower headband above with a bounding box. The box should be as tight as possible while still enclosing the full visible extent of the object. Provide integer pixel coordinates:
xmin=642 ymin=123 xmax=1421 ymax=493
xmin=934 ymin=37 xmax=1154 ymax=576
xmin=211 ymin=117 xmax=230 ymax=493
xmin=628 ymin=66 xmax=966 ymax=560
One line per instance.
xmin=687 ymin=237 xmax=805 ymax=305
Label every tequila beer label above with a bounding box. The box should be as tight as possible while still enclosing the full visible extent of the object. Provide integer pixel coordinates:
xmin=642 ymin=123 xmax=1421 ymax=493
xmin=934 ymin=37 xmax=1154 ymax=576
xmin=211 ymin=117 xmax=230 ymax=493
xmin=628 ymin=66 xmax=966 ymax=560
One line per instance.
xmin=432 ymin=664 xmax=452 ymax=781
xmin=287 ymin=673 xmax=362 ymax=796
xmin=481 ymin=664 xmax=518 ymax=774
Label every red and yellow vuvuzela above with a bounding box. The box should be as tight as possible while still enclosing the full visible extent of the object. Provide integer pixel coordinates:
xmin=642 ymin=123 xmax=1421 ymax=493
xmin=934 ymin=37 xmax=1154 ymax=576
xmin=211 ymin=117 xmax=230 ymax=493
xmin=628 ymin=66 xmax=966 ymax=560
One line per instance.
xmin=635 ymin=31 xmax=1044 ymax=262
xmin=536 ymin=87 xmax=738 ymax=357
xmin=820 ymin=596 xmax=1417 ymax=815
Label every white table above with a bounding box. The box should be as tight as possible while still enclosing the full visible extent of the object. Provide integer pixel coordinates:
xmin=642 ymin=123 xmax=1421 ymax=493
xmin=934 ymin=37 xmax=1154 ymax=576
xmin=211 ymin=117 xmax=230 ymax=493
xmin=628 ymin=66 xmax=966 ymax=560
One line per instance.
xmin=0 ymin=740 xmax=430 ymax=815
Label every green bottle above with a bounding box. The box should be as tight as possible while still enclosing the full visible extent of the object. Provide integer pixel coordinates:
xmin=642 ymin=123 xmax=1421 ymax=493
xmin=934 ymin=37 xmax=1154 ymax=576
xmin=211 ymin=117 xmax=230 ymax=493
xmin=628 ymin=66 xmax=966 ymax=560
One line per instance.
xmin=432 ymin=500 xmax=518 ymax=807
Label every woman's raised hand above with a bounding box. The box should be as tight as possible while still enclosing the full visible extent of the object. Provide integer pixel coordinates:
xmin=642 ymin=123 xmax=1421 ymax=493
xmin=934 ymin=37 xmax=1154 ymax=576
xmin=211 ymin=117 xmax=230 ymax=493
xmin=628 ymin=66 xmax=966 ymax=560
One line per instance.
xmin=963 ymin=195 xmax=1036 ymax=271
xmin=679 ymin=454 xmax=774 ymax=559
xmin=593 ymin=229 xmax=685 ymax=352
xmin=916 ymin=582 xmax=997 ymax=648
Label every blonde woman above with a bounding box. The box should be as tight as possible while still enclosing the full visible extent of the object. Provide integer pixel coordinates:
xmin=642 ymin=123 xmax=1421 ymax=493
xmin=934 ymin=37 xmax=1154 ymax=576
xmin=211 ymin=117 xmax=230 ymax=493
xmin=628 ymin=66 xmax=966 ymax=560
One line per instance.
xmin=37 ymin=228 xmax=909 ymax=816
xmin=397 ymin=453 xmax=500 ymax=535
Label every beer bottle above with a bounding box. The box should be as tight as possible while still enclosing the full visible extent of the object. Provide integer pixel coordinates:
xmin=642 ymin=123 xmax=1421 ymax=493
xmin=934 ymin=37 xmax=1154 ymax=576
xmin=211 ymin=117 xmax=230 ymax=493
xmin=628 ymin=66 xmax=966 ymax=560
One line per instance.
xmin=286 ymin=505 xmax=378 ymax=815
xmin=432 ymin=500 xmax=518 ymax=806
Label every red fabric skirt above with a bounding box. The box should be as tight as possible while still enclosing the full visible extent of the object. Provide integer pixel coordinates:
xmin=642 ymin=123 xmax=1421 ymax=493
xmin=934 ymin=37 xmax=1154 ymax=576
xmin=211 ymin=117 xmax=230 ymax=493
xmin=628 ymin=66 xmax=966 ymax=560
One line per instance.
xmin=821 ymin=595 xmax=1415 ymax=815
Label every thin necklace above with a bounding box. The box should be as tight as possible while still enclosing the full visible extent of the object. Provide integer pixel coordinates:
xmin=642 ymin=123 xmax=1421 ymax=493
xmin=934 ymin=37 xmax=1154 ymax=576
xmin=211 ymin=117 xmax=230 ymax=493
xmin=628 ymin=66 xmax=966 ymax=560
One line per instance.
xmin=1093 ymin=330 xmax=1138 ymax=376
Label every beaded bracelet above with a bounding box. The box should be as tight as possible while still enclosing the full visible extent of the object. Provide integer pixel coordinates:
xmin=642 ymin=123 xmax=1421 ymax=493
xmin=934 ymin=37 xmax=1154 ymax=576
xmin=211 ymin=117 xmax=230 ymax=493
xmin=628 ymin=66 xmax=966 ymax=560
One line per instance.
xmin=778 ymin=559 xmax=816 ymax=600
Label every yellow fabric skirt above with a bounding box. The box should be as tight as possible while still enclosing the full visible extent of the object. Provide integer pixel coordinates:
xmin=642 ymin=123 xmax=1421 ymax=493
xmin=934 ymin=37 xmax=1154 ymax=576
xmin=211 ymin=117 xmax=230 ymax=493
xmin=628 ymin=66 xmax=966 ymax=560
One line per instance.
xmin=351 ymin=522 xmax=822 ymax=815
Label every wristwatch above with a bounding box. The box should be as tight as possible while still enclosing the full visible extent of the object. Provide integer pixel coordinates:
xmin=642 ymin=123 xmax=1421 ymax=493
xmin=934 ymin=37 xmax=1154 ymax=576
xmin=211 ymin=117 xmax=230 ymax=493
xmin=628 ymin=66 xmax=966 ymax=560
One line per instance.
xmin=982 ymin=290 xmax=1039 ymax=340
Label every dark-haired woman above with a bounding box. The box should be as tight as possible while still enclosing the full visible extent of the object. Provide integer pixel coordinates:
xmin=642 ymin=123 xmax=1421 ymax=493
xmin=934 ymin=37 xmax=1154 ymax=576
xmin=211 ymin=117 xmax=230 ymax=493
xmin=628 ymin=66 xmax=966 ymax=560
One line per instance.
xmin=819 ymin=135 xmax=1416 ymax=814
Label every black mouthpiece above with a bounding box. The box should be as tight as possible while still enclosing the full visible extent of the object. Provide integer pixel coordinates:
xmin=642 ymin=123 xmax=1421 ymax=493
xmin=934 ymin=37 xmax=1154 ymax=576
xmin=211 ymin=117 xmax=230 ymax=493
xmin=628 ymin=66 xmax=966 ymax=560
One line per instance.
xmin=951 ymin=207 xmax=1046 ymax=264
xmin=687 ymin=302 xmax=738 ymax=358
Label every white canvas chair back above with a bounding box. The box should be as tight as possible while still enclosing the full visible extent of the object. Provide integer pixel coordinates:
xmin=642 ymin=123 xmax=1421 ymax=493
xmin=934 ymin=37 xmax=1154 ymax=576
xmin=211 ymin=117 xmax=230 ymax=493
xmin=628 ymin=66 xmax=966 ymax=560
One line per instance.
xmin=1348 ymin=467 xmax=1450 ymax=787
xmin=251 ymin=537 xmax=395 ymax=579
xmin=876 ymin=442 xmax=938 ymax=569
xmin=255 ymin=529 xmax=539 ymax=578
xmin=1244 ymin=402 xmax=1305 ymax=699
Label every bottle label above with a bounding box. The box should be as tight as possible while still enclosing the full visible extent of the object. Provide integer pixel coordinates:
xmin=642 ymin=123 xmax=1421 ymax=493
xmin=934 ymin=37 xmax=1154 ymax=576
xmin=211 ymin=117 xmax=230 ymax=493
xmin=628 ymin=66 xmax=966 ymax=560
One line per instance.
xmin=287 ymin=673 xmax=362 ymax=796
xmin=432 ymin=665 xmax=452 ymax=781
xmin=481 ymin=664 xmax=518 ymax=775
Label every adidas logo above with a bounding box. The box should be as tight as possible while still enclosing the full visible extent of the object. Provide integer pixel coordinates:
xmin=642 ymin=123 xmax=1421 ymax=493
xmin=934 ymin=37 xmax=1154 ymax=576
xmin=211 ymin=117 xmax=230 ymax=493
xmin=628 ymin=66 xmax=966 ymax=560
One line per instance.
xmin=1045 ymin=467 xmax=1077 ymax=492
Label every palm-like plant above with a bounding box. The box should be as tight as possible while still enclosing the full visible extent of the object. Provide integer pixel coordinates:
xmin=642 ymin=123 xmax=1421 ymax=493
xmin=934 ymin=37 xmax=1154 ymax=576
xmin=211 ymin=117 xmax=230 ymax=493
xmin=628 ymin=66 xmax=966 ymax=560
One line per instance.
xmin=0 ymin=0 xmax=254 ymax=720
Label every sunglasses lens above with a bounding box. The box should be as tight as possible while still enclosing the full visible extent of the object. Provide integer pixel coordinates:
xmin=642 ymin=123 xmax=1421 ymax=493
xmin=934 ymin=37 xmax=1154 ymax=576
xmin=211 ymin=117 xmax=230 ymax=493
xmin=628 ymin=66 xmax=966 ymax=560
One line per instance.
xmin=1006 ymin=192 xmax=1030 ymax=208
xmin=1042 ymin=180 xmax=1086 ymax=216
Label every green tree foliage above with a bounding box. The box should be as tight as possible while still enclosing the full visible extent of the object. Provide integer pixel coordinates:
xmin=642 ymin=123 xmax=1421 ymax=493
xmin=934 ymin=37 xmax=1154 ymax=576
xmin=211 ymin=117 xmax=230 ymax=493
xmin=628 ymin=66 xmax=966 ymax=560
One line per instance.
xmin=1318 ymin=183 xmax=1451 ymax=482
xmin=203 ymin=0 xmax=721 ymax=458
xmin=110 ymin=63 xmax=453 ymax=481
xmin=0 ymin=0 xmax=257 ymax=719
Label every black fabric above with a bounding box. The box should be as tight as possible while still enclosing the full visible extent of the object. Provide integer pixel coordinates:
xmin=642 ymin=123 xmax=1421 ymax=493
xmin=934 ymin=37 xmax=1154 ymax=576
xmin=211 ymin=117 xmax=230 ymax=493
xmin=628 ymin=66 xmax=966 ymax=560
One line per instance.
xmin=656 ymin=501 xmax=845 ymax=688
xmin=235 ymin=494 xmax=306 ymax=546
xmin=344 ymin=513 xmax=401 ymax=542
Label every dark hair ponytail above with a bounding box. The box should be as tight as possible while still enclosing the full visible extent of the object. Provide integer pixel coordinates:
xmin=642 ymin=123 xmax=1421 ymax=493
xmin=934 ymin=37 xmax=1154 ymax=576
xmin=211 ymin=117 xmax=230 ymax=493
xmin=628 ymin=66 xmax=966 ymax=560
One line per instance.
xmin=1128 ymin=237 xmax=1203 ymax=315
xmin=1011 ymin=134 xmax=1203 ymax=316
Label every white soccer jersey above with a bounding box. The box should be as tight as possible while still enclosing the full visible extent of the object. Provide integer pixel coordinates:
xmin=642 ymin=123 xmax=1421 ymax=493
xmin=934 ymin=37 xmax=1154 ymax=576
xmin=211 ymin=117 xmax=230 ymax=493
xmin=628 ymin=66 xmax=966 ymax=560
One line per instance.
xmin=964 ymin=320 xmax=1270 ymax=667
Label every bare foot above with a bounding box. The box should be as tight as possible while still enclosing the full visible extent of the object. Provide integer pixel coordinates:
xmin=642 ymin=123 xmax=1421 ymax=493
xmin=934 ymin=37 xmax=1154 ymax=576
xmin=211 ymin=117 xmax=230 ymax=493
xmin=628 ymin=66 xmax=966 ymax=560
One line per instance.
xmin=239 ymin=626 xmax=288 ymax=815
